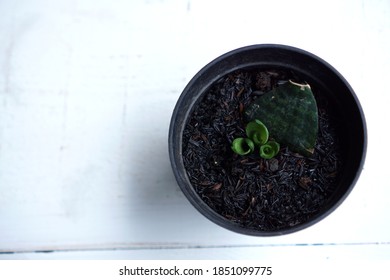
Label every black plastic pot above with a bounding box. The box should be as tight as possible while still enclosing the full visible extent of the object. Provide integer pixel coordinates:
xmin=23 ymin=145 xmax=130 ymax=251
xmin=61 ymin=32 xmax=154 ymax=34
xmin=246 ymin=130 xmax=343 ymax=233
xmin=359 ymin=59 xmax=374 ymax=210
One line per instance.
xmin=168 ymin=44 xmax=367 ymax=236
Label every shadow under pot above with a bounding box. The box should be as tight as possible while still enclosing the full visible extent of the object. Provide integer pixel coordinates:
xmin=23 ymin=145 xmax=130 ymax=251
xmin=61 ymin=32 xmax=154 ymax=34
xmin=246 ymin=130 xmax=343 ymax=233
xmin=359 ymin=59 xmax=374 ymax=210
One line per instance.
xmin=168 ymin=44 xmax=367 ymax=236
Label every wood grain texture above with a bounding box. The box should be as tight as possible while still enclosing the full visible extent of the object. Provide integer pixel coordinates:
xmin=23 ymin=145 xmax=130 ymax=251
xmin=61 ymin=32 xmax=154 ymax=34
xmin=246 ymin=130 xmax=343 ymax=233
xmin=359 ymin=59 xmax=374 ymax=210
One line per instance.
xmin=0 ymin=0 xmax=389 ymax=259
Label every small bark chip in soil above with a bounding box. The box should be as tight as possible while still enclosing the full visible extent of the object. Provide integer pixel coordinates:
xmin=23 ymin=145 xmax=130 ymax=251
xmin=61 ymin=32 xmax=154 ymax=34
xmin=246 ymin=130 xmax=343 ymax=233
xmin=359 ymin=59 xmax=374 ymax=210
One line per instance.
xmin=182 ymin=69 xmax=343 ymax=232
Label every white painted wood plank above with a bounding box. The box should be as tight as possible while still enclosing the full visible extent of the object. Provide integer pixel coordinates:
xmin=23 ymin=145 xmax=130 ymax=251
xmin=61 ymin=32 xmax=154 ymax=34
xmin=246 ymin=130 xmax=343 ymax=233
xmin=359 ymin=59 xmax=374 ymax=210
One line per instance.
xmin=1 ymin=243 xmax=389 ymax=260
xmin=0 ymin=0 xmax=389 ymax=257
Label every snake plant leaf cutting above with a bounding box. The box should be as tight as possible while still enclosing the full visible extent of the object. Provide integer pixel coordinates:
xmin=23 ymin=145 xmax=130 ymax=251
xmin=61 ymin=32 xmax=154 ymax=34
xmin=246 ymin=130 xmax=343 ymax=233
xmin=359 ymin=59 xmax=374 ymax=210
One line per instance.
xmin=260 ymin=141 xmax=280 ymax=159
xmin=245 ymin=119 xmax=269 ymax=146
xmin=231 ymin=137 xmax=255 ymax=155
xmin=245 ymin=80 xmax=318 ymax=156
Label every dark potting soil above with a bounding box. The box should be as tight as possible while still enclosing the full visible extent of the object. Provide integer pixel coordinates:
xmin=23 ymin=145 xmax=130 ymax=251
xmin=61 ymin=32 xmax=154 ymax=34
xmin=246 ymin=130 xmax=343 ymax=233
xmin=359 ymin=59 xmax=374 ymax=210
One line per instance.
xmin=182 ymin=69 xmax=344 ymax=232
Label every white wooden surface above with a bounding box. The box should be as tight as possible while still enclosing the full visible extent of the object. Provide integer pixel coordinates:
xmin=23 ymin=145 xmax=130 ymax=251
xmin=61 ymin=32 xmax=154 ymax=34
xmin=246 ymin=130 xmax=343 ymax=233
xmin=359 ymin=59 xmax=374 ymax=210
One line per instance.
xmin=0 ymin=0 xmax=389 ymax=259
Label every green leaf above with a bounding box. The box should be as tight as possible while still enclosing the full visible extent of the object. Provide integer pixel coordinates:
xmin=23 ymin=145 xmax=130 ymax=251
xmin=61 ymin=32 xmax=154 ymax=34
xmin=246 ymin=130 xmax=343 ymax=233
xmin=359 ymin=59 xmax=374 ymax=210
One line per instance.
xmin=245 ymin=119 xmax=269 ymax=146
xmin=267 ymin=140 xmax=280 ymax=155
xmin=245 ymin=80 xmax=318 ymax=156
xmin=231 ymin=138 xmax=255 ymax=155
xmin=260 ymin=142 xmax=279 ymax=159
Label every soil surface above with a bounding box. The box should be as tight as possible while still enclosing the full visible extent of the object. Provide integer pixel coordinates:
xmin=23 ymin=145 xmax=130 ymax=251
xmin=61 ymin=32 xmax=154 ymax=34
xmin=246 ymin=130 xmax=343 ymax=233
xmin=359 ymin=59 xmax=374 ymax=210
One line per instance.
xmin=182 ymin=69 xmax=344 ymax=232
